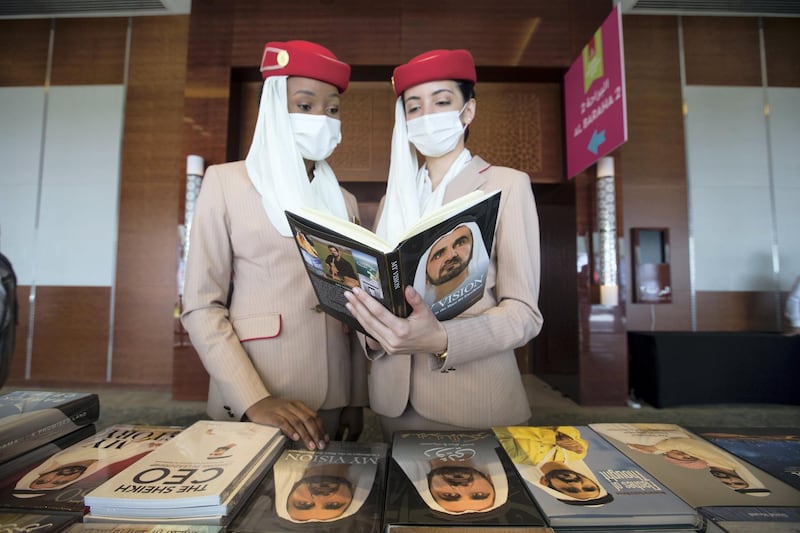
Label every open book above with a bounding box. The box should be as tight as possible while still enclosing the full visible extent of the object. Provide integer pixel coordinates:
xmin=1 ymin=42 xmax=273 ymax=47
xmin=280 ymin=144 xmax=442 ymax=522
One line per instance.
xmin=285 ymin=189 xmax=501 ymax=334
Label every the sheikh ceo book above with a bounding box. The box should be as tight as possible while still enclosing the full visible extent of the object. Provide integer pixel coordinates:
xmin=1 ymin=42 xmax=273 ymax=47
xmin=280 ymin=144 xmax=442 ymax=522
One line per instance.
xmin=83 ymin=420 xmax=285 ymax=518
xmin=285 ymin=189 xmax=500 ymax=333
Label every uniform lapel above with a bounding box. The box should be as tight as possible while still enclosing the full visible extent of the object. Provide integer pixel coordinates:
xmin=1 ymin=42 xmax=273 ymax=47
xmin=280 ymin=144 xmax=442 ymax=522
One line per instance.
xmin=443 ymin=155 xmax=491 ymax=203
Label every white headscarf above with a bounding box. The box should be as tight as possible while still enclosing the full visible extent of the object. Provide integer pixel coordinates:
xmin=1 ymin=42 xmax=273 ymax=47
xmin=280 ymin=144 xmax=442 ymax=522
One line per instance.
xmin=244 ymin=76 xmax=349 ymax=237
xmin=412 ymin=220 xmax=490 ymax=307
xmin=374 ymin=97 xmax=472 ymax=244
xmin=274 ymin=454 xmax=377 ymax=523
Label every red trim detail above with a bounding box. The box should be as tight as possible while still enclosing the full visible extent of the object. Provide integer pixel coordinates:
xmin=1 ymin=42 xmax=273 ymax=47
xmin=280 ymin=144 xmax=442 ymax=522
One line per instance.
xmin=478 ymin=164 xmax=492 ymax=173
xmin=239 ymin=315 xmax=282 ymax=341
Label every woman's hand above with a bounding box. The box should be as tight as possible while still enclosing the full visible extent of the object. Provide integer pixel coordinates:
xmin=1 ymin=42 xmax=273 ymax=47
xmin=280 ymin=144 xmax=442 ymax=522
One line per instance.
xmin=344 ymin=285 xmax=447 ymax=355
xmin=244 ymin=397 xmax=328 ymax=450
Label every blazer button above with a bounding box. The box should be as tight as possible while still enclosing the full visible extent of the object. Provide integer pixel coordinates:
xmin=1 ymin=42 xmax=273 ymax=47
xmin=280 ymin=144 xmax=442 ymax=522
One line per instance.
xmin=313 ymin=304 xmax=324 ymax=313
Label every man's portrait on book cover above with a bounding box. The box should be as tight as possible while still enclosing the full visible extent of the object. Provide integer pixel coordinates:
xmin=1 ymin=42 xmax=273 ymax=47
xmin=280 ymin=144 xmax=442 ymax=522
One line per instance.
xmin=412 ymin=221 xmax=490 ymax=320
xmin=393 ymin=431 xmax=509 ymax=515
xmin=274 ymin=450 xmax=378 ymax=524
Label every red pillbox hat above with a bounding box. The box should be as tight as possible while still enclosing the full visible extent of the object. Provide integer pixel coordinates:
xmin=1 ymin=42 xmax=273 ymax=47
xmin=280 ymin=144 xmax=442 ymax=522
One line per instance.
xmin=260 ymin=40 xmax=351 ymax=93
xmin=392 ymin=49 xmax=476 ymax=96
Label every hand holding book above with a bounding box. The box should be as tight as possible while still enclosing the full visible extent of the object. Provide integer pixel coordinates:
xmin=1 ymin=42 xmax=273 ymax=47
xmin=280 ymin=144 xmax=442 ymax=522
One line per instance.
xmin=285 ymin=189 xmax=501 ymax=335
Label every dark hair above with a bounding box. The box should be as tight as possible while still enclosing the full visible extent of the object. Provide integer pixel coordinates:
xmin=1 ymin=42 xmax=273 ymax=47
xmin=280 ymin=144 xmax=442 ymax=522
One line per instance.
xmin=456 ymin=80 xmax=476 ymax=143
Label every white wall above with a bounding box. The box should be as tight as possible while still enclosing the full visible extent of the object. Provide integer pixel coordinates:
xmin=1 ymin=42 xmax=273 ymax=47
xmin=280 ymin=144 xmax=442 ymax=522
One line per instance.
xmin=0 ymin=85 xmax=125 ymax=286
xmin=685 ymin=85 xmax=800 ymax=292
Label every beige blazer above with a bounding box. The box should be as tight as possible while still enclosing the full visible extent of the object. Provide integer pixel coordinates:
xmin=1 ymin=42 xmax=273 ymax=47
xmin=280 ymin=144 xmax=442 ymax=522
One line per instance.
xmin=367 ymin=156 xmax=543 ymax=427
xmin=181 ymin=161 xmax=367 ymax=421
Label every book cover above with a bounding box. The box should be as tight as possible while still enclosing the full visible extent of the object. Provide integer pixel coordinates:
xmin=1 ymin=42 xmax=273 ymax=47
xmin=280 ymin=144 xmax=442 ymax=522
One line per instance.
xmin=228 ymin=440 xmax=389 ymax=533
xmin=690 ymin=427 xmax=800 ymax=492
xmin=84 ymin=430 xmax=284 ymax=524
xmin=84 ymin=420 xmax=284 ymax=512
xmin=492 ymin=425 xmax=701 ymax=531
xmin=65 ymin=523 xmax=224 ymax=533
xmin=285 ymin=189 xmax=501 ymax=333
xmin=0 ymin=510 xmax=81 ymax=533
xmin=698 ymin=506 xmax=800 ymax=533
xmin=589 ymin=423 xmax=800 ymax=508
xmin=382 ymin=430 xmax=548 ymax=530
xmin=0 ymin=390 xmax=100 ymax=463
xmin=0 ymin=424 xmax=97 ymax=482
xmin=0 ymin=424 xmax=183 ymax=514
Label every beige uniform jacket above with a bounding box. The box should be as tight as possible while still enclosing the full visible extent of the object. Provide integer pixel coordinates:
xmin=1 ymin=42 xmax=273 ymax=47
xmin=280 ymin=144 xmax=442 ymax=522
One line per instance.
xmin=181 ymin=161 xmax=367 ymax=421
xmin=367 ymin=156 xmax=543 ymax=427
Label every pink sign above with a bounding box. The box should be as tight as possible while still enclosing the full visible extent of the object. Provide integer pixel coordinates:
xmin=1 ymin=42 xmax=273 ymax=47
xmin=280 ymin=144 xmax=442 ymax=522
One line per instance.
xmin=564 ymin=4 xmax=627 ymax=179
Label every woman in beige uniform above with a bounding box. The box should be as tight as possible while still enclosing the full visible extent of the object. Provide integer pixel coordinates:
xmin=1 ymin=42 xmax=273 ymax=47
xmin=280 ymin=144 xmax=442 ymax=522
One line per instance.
xmin=181 ymin=40 xmax=367 ymax=451
xmin=344 ymin=49 xmax=543 ymax=440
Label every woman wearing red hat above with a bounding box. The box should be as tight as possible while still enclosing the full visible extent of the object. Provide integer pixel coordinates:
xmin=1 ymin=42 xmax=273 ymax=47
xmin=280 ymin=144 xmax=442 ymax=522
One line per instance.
xmin=344 ymin=49 xmax=543 ymax=439
xmin=182 ymin=41 xmax=366 ymax=450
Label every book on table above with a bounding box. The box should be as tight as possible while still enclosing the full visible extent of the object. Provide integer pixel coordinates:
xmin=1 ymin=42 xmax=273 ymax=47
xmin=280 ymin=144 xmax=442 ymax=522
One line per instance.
xmin=492 ymin=425 xmax=701 ymax=532
xmin=0 ymin=424 xmax=97 ymax=482
xmin=689 ymin=426 xmax=800 ymax=492
xmin=228 ymin=440 xmax=389 ymax=533
xmin=382 ymin=430 xmax=549 ymax=531
xmin=65 ymin=522 xmax=224 ymax=533
xmin=285 ymin=189 xmax=500 ymax=334
xmin=0 ymin=424 xmax=182 ymax=514
xmin=698 ymin=505 xmax=800 ymax=533
xmin=589 ymin=422 xmax=800 ymax=531
xmin=83 ymin=420 xmax=285 ymax=523
xmin=0 ymin=390 xmax=100 ymax=463
xmin=0 ymin=509 xmax=81 ymax=533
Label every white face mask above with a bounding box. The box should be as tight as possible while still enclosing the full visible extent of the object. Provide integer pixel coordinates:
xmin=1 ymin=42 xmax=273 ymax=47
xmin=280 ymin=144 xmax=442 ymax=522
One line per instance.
xmin=406 ymin=103 xmax=468 ymax=157
xmin=289 ymin=113 xmax=342 ymax=161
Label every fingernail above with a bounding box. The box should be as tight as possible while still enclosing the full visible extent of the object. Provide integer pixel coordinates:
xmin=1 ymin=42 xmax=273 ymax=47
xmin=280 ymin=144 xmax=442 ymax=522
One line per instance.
xmin=318 ymin=440 xmax=326 ymax=449
xmin=344 ymin=291 xmax=352 ymax=300
xmin=352 ymin=287 xmax=361 ymax=295
xmin=292 ymin=433 xmax=300 ymax=441
xmin=308 ymin=440 xmax=316 ymax=450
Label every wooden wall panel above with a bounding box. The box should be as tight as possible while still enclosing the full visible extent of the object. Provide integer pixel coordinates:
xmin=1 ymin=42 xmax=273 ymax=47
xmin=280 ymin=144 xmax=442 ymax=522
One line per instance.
xmin=6 ymin=286 xmax=30 ymax=383
xmin=696 ymin=291 xmax=781 ymax=331
xmin=470 ymin=83 xmax=563 ymax=182
xmin=173 ymin=0 xmax=235 ymax=393
xmin=763 ymin=18 xmax=800 ymax=88
xmin=619 ymin=16 xmax=690 ymax=334
xmin=683 ymin=17 xmax=761 ymax=86
xmin=0 ymin=20 xmax=50 ymax=86
xmin=183 ymin=0 xmax=234 ymax=168
xmin=113 ymin=15 xmax=189 ymax=387
xmin=50 ymin=18 xmax=127 ymax=86
xmin=29 ymin=287 xmax=109 ymax=383
xmin=231 ymin=0 xmax=402 ymax=67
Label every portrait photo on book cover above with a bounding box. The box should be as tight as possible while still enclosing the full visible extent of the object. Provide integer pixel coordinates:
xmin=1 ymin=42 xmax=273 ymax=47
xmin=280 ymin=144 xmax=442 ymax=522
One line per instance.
xmin=394 ymin=432 xmax=509 ymax=515
xmin=495 ymin=426 xmax=613 ymax=506
xmin=294 ymin=229 xmax=382 ymax=298
xmin=273 ymin=450 xmax=379 ymax=524
xmin=591 ymin=423 xmax=773 ymax=496
xmin=412 ymin=220 xmax=490 ymax=321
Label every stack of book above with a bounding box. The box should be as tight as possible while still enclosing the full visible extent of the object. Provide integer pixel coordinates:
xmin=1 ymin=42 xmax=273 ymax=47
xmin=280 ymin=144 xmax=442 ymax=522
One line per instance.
xmin=0 ymin=390 xmax=100 ymax=470
xmin=0 ymin=423 xmax=183 ymax=522
xmin=83 ymin=420 xmax=285 ymax=526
